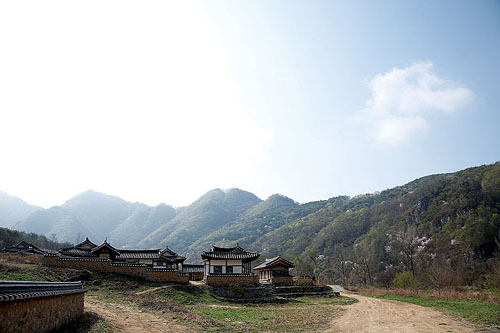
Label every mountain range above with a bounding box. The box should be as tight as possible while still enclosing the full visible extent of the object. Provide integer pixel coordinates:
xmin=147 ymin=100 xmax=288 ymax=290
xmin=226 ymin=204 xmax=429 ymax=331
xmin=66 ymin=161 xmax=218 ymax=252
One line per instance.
xmin=1 ymin=162 xmax=499 ymax=267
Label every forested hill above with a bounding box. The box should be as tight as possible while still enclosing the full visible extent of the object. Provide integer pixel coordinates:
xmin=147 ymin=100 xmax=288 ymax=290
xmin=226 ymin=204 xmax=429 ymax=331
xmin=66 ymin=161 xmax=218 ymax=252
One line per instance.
xmin=0 ymin=227 xmax=72 ymax=251
xmin=255 ymin=162 xmax=500 ymax=287
xmin=0 ymin=162 xmax=499 ymax=286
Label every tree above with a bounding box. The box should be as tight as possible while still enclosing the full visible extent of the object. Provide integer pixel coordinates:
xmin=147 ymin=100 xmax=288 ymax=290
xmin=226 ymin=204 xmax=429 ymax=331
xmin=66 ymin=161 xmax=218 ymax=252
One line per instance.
xmin=426 ymin=260 xmax=458 ymax=295
xmin=293 ymin=256 xmax=313 ymax=277
xmin=352 ymin=242 xmax=375 ymax=286
xmin=390 ymin=224 xmax=431 ymax=277
xmin=329 ymin=243 xmax=353 ymax=286
xmin=50 ymin=233 xmax=58 ymax=243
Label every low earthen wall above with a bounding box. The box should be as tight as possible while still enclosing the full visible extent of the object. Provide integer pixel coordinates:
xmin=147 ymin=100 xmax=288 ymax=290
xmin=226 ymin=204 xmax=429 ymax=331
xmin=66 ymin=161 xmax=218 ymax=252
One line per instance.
xmin=206 ymin=274 xmax=259 ymax=286
xmin=0 ymin=293 xmax=83 ymax=333
xmin=42 ymin=255 xmax=189 ymax=283
xmin=0 ymin=281 xmax=85 ymax=333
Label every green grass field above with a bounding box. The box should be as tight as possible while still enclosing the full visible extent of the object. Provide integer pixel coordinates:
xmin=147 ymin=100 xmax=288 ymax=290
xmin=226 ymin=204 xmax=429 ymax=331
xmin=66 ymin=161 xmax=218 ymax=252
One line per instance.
xmin=189 ymin=297 xmax=355 ymax=332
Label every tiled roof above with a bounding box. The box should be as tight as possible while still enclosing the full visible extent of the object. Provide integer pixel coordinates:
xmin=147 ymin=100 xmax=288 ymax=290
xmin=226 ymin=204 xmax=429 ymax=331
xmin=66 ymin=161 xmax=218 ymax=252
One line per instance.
xmin=253 ymin=256 xmax=295 ymax=270
xmin=74 ymin=238 xmax=97 ymax=249
xmin=3 ymin=241 xmax=46 ymax=255
xmin=116 ymin=249 xmax=161 ymax=260
xmin=201 ymin=244 xmax=260 ymax=260
xmin=0 ymin=281 xmax=86 ymax=304
xmin=160 ymin=254 xmax=186 ymax=263
xmin=59 ymin=248 xmax=93 ymax=256
xmin=91 ymin=242 xmax=121 ymax=255
xmin=182 ymin=264 xmax=204 ymax=273
xmin=161 ymin=247 xmax=176 ymax=256
xmin=57 ymin=239 xmax=185 ymax=262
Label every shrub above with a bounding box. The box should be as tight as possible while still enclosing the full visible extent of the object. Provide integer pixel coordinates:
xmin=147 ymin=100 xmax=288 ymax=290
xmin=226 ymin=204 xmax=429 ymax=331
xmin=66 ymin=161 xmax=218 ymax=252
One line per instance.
xmin=393 ymin=271 xmax=416 ymax=289
xmin=296 ymin=278 xmax=313 ymax=286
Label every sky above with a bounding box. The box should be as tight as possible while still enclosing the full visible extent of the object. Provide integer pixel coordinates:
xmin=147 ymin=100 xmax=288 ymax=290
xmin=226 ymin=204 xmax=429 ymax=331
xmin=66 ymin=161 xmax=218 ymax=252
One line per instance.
xmin=0 ymin=0 xmax=499 ymax=208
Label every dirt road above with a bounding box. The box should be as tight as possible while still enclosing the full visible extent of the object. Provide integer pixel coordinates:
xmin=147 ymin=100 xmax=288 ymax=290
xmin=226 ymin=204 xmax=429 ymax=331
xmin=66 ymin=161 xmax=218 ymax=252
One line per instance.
xmin=85 ymin=296 xmax=194 ymax=333
xmin=329 ymin=293 xmax=477 ymax=333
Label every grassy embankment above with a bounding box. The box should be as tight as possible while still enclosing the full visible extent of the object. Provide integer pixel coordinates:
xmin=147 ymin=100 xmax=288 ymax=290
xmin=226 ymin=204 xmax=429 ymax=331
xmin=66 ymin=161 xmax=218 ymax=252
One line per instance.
xmin=360 ymin=288 xmax=500 ymax=329
xmin=0 ymin=259 xmax=356 ymax=332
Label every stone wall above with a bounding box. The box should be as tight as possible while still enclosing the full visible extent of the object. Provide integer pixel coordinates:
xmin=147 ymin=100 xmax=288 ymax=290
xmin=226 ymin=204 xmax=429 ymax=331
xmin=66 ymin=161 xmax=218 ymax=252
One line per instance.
xmin=0 ymin=293 xmax=83 ymax=333
xmin=0 ymin=281 xmax=85 ymax=333
xmin=271 ymin=277 xmax=295 ymax=285
xmin=42 ymin=255 xmax=189 ymax=283
xmin=206 ymin=274 xmax=258 ymax=286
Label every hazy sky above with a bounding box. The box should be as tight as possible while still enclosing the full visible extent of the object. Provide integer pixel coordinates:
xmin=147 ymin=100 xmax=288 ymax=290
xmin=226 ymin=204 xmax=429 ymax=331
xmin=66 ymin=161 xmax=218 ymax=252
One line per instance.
xmin=0 ymin=1 xmax=499 ymax=208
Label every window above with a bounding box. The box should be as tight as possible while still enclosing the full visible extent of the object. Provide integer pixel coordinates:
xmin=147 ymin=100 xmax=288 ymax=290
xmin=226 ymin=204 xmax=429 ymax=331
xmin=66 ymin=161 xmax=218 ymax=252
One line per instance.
xmin=227 ymin=266 xmax=233 ymax=274
xmin=214 ymin=266 xmax=222 ymax=274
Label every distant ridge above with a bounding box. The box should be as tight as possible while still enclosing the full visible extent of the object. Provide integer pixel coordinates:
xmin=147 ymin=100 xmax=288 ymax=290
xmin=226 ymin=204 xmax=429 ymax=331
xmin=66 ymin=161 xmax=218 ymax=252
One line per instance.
xmin=0 ymin=191 xmax=40 ymax=228
xmin=2 ymin=162 xmax=499 ymax=277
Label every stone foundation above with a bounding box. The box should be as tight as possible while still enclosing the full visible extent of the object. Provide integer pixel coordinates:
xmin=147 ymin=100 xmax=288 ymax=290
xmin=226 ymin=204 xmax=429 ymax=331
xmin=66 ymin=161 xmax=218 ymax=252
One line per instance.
xmin=274 ymin=285 xmax=336 ymax=298
xmin=270 ymin=277 xmax=295 ymax=285
xmin=206 ymin=274 xmax=259 ymax=286
xmin=42 ymin=255 xmax=189 ymax=283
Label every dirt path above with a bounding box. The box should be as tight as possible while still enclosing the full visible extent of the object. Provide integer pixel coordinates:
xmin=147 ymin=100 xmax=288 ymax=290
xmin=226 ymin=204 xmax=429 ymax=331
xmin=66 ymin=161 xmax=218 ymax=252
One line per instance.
xmin=329 ymin=293 xmax=477 ymax=333
xmin=85 ymin=296 xmax=194 ymax=333
xmin=135 ymin=286 xmax=168 ymax=295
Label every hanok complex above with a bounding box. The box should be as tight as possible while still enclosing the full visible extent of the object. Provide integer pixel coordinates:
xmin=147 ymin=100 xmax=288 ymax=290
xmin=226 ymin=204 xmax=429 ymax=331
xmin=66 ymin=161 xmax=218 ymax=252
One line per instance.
xmin=60 ymin=238 xmax=186 ymax=269
xmin=1 ymin=241 xmax=47 ymax=256
xmin=42 ymin=238 xmax=190 ymax=283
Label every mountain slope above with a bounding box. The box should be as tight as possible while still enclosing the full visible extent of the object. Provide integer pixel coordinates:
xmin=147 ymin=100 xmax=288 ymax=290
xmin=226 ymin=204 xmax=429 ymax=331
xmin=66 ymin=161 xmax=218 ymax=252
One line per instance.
xmin=184 ymin=194 xmax=329 ymax=261
xmin=108 ymin=203 xmax=177 ymax=248
xmin=61 ymin=190 xmax=140 ymax=236
xmin=3 ymin=162 xmax=499 ymax=288
xmin=253 ymin=163 xmax=500 ymax=286
xmin=13 ymin=206 xmax=96 ymax=244
xmin=0 ymin=191 xmax=40 ymax=228
xmin=139 ymin=188 xmax=262 ymax=251
xmin=13 ymin=190 xmax=159 ymax=245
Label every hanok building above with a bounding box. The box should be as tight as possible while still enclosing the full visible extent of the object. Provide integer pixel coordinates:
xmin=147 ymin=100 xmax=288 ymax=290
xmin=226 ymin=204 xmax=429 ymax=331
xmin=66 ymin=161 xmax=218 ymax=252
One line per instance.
xmin=59 ymin=238 xmax=98 ymax=257
xmin=254 ymin=256 xmax=295 ymax=285
xmin=59 ymin=238 xmax=185 ymax=268
xmin=201 ymin=245 xmax=260 ymax=278
xmin=181 ymin=264 xmax=204 ymax=281
xmin=1 ymin=240 xmax=47 ymax=256
xmin=116 ymin=247 xmax=186 ymax=269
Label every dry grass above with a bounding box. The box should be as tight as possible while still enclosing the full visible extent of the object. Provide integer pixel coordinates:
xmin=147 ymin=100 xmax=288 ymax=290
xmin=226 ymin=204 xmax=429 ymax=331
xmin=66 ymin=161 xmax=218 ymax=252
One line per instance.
xmin=190 ymin=299 xmax=346 ymax=332
xmin=0 ymin=253 xmax=42 ymax=265
xmin=350 ymin=286 xmax=500 ymax=304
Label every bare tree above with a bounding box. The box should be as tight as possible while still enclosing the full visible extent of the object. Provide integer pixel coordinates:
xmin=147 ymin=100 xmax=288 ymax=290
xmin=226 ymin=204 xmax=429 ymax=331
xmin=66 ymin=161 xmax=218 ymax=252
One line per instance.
xmin=330 ymin=243 xmax=353 ymax=286
xmin=426 ymin=260 xmax=458 ymax=295
xmin=390 ymin=224 xmax=431 ymax=277
xmin=353 ymin=242 xmax=375 ymax=286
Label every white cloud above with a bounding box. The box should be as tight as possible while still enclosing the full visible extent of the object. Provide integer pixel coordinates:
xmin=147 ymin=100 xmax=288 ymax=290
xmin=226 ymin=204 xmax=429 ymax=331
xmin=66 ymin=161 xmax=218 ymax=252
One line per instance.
xmin=358 ymin=62 xmax=473 ymax=145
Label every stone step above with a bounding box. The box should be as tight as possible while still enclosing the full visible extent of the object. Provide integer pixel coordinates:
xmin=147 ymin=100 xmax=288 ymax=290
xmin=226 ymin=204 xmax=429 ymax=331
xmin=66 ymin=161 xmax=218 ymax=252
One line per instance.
xmin=219 ymin=297 xmax=287 ymax=304
xmin=275 ymin=291 xmax=337 ymax=298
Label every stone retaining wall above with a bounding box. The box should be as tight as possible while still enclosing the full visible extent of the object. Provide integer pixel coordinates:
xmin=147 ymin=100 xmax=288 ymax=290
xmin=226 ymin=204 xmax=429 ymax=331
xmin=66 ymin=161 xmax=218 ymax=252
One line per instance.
xmin=0 ymin=281 xmax=85 ymax=332
xmin=206 ymin=274 xmax=258 ymax=286
xmin=271 ymin=277 xmax=295 ymax=285
xmin=42 ymin=255 xmax=189 ymax=283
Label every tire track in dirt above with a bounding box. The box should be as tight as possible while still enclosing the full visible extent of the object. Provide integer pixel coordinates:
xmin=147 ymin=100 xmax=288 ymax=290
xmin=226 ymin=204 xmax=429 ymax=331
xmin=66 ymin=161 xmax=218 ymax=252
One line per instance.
xmin=328 ymin=293 xmax=478 ymax=333
xmin=85 ymin=296 xmax=194 ymax=333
